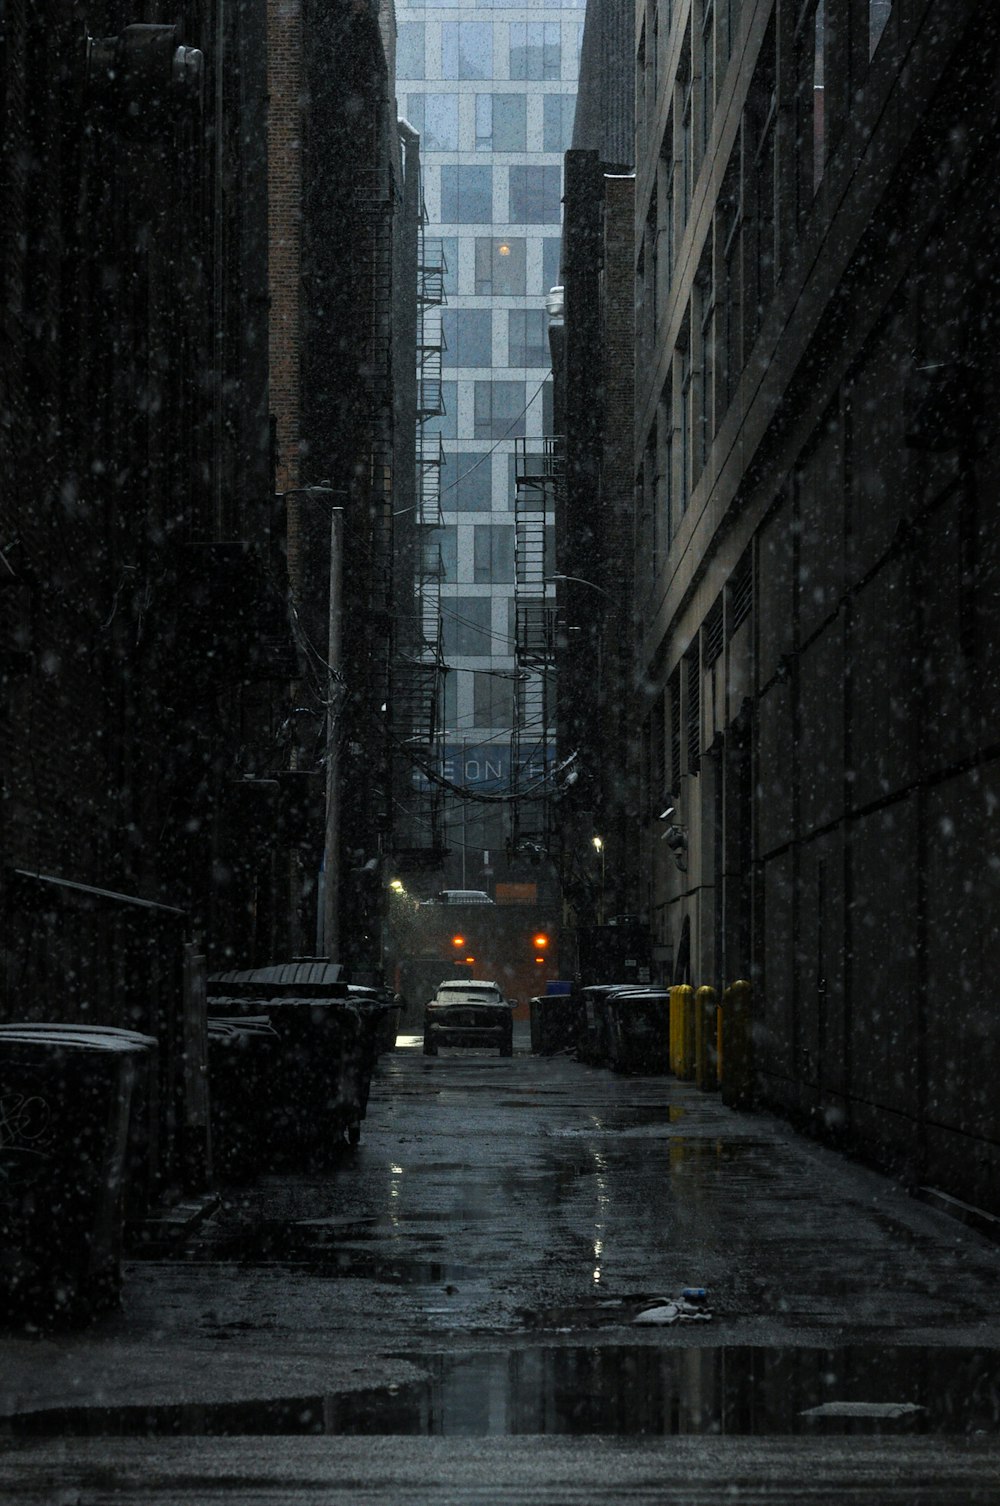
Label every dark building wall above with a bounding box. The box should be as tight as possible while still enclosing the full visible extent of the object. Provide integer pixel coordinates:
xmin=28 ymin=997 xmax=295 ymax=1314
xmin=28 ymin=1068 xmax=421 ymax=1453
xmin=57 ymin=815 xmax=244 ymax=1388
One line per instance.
xmin=572 ymin=0 xmax=635 ymax=168
xmin=0 ymin=0 xmax=284 ymax=1188
xmin=632 ymin=0 xmax=1000 ymax=1215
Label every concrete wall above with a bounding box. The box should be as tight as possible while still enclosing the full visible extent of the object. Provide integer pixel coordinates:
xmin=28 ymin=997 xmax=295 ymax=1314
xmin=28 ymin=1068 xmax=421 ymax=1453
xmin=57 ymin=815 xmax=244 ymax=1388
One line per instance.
xmin=634 ymin=0 xmax=1000 ymax=1213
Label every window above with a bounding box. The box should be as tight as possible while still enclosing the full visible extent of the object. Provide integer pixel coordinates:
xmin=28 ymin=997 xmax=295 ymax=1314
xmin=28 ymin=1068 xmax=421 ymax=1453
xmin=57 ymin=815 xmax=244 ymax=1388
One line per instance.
xmin=475 ymin=381 xmax=526 ymax=438
xmin=474 ymin=525 xmax=515 ymax=583
xmin=427 ymin=525 xmax=458 ymax=582
xmin=541 ymin=237 xmax=561 ymax=293
xmin=439 ymin=236 xmax=459 ymax=296
xmin=669 ymin=668 xmax=682 ymax=791
xmin=441 ymin=165 xmax=493 ymax=224
xmin=510 ymin=23 xmax=560 ymax=80
xmin=440 ymin=668 xmax=458 ymax=729
xmin=425 ymin=380 xmax=457 ymax=438
xmin=396 ymin=24 xmax=425 ymax=78
xmin=443 ymin=597 xmax=493 ymax=655
xmin=685 ymin=649 xmax=700 ymax=772
xmin=441 ymin=22 xmax=494 ymax=79
xmin=442 ymin=450 xmax=493 ymax=511
xmin=508 ymin=310 xmax=549 ymax=368
xmin=812 ymin=0 xmax=825 ymax=191
xmin=475 ymin=94 xmax=526 ymax=152
xmin=443 ymin=310 xmax=493 ymax=367
xmin=406 ymin=94 xmax=459 ymax=152
xmin=474 ymin=672 xmax=514 ymax=728
xmin=679 ymin=335 xmax=691 ymax=513
xmin=701 ymin=1 xmax=715 ymax=159
xmin=541 ymin=380 xmax=554 ymax=435
xmin=869 ymin=0 xmax=891 ymax=57
xmin=509 ymin=165 xmax=562 ymax=224
xmin=543 ymin=94 xmax=575 ymax=152
xmin=475 ymin=237 xmax=526 ymax=295
xmin=509 ymin=449 xmax=546 ymax=502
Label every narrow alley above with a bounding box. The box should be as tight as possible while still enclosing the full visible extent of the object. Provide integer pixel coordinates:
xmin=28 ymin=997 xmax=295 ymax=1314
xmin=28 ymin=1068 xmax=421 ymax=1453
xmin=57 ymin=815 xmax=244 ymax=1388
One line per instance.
xmin=3 ymin=1029 xmax=999 ymax=1502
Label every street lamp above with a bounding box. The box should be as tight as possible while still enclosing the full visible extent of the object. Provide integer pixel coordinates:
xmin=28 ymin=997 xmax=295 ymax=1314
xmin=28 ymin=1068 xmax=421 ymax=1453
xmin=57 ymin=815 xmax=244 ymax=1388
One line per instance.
xmin=592 ymin=835 xmax=605 ymax=925
xmin=547 ymin=572 xmax=616 ymax=603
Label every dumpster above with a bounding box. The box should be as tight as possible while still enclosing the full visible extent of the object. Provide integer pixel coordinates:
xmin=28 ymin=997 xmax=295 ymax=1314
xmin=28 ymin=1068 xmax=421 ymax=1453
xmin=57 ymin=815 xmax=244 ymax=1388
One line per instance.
xmin=605 ymin=989 xmax=671 ymax=1075
xmin=208 ymin=963 xmax=392 ymax=1151
xmin=206 ymin=1016 xmax=279 ymax=1180
xmin=529 ymin=988 xmax=581 ymax=1055
xmin=0 ymin=1025 xmax=151 ymax=1325
xmin=207 ymin=992 xmax=387 ymax=1162
xmin=578 ymin=984 xmax=641 ymax=1066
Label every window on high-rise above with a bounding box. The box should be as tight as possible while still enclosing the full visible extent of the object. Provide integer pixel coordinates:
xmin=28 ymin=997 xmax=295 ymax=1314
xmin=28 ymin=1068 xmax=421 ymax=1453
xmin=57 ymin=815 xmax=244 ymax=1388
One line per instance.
xmin=474 ymin=381 xmax=526 ymax=438
xmin=427 ymin=525 xmax=458 ymax=582
xmin=407 ymin=94 xmax=459 ymax=151
xmin=441 ymin=165 xmax=493 ymax=223
xmin=541 ymin=237 xmax=561 ymax=293
xmin=443 ymin=597 xmax=494 ymax=655
xmin=442 ymin=451 xmax=494 ymax=511
xmin=509 ymin=23 xmax=561 ymax=80
xmin=443 ymin=309 xmax=493 ymax=367
xmin=473 ymin=673 xmax=514 ymax=730
xmin=439 ymin=236 xmax=459 ymax=296
xmin=869 ymin=0 xmax=891 ymax=58
xmin=425 ymin=380 xmax=458 ymax=438
xmin=475 ymin=94 xmax=526 ymax=152
xmin=396 ymin=24 xmax=425 ymax=78
xmin=542 ymin=94 xmax=575 ymax=152
xmin=508 ymin=310 xmax=549 ymax=368
xmin=509 ymin=165 xmax=562 ymax=223
xmin=475 ymin=237 xmax=526 ymax=295
xmin=473 ymin=524 xmax=515 ymax=583
xmin=441 ymin=22 xmax=494 ymax=79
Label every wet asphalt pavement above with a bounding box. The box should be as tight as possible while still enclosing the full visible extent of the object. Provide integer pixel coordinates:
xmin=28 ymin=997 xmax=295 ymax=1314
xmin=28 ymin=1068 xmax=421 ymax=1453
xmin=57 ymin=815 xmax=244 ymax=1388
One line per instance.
xmin=3 ymin=1025 xmax=1000 ymax=1502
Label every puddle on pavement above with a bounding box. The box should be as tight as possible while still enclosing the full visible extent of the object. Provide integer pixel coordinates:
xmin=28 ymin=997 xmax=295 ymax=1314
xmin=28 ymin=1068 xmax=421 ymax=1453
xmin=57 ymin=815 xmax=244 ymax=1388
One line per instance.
xmin=10 ymin=1345 xmax=999 ymax=1439
xmin=189 ymin=1222 xmax=475 ymax=1283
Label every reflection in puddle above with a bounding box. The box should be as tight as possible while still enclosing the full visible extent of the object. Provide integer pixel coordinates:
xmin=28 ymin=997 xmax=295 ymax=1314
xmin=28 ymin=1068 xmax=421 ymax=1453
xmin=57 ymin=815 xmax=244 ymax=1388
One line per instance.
xmin=11 ymin=1345 xmax=999 ymax=1439
xmin=189 ymin=1223 xmax=475 ymax=1283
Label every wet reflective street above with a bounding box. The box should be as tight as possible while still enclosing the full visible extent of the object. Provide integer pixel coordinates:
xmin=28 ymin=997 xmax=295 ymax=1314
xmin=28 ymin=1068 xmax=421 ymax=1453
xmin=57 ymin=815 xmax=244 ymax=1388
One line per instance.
xmin=3 ymin=1029 xmax=1000 ymax=1502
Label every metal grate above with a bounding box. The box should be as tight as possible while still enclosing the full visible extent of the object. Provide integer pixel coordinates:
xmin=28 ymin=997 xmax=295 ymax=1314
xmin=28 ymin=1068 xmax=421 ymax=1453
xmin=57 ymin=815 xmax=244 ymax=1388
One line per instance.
xmin=686 ymin=651 xmax=700 ymax=772
xmin=703 ymin=595 xmax=724 ymax=666
xmin=730 ymin=551 xmax=753 ymax=633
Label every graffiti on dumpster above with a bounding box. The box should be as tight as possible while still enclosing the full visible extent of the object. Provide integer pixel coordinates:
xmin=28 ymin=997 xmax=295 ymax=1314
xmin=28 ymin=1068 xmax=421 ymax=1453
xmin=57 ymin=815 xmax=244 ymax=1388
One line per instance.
xmin=0 ymin=1088 xmax=55 ymax=1159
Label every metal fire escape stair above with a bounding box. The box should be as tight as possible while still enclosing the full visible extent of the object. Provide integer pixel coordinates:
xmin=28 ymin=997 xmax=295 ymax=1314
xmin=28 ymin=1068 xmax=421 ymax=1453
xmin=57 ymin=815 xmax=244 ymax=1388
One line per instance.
xmin=510 ymin=436 xmax=561 ymax=855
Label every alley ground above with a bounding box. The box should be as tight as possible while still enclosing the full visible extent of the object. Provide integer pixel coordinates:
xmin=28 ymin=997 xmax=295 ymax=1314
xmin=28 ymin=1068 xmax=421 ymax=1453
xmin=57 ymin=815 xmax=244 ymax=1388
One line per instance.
xmin=2 ymin=1024 xmax=1000 ymax=1503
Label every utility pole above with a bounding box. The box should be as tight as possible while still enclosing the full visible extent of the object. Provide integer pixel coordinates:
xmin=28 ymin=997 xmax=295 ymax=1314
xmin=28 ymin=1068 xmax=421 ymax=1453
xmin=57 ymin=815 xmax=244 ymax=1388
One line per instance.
xmin=323 ymin=507 xmax=344 ymax=960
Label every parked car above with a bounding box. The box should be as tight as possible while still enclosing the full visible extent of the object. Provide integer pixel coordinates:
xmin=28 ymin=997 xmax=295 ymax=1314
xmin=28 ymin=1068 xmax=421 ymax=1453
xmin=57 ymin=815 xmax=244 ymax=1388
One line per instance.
xmin=423 ymin=979 xmax=513 ymax=1057
xmin=421 ymin=889 xmax=495 ymax=906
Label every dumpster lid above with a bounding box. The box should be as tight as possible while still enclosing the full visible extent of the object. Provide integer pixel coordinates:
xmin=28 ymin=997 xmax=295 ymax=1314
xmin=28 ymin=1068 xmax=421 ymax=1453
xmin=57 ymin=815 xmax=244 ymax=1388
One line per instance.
xmin=0 ymin=1025 xmax=153 ymax=1053
xmin=207 ymin=961 xmax=346 ymax=993
xmin=0 ymin=1023 xmax=157 ymax=1048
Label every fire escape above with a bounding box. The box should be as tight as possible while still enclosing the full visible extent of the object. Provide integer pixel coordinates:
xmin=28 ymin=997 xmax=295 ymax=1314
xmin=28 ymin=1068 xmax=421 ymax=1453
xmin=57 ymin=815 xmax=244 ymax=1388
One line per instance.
xmin=351 ymin=166 xmax=395 ymax=847
xmin=510 ymin=436 xmax=561 ymax=856
xmin=392 ymin=230 xmax=448 ymax=861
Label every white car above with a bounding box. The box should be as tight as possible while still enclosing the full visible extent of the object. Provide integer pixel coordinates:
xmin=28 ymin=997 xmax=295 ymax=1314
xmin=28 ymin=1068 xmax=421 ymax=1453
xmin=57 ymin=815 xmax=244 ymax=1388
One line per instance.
xmin=423 ymin=979 xmax=513 ymax=1056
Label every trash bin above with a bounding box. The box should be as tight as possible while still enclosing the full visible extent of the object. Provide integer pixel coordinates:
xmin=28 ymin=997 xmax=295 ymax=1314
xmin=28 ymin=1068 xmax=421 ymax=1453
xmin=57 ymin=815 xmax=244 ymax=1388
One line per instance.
xmin=0 ymin=1025 xmax=151 ymax=1325
xmin=529 ymin=992 xmax=582 ymax=1055
xmin=605 ymin=989 xmax=671 ymax=1075
xmin=578 ymin=984 xmax=637 ymax=1066
xmin=0 ymin=1024 xmax=160 ymax=1225
xmin=207 ymin=1016 xmax=279 ymax=1180
xmin=207 ymin=993 xmax=383 ymax=1163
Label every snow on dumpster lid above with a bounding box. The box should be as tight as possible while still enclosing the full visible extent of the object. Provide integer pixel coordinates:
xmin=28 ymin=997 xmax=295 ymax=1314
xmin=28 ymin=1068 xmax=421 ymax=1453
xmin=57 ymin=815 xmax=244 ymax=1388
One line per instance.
xmin=207 ymin=960 xmax=346 ymax=993
xmin=0 ymin=1025 xmax=153 ymax=1053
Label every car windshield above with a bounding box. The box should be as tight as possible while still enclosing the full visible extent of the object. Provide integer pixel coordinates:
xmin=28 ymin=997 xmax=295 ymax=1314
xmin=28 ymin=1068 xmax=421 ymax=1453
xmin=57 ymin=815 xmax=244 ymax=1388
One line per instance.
xmin=437 ymin=985 xmax=501 ymax=1001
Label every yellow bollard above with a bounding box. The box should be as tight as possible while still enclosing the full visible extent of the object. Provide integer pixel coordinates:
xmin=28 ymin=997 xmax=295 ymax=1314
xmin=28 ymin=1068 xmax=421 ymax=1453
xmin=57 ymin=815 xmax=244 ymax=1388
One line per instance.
xmin=720 ymin=978 xmax=754 ymax=1109
xmin=694 ymin=985 xmax=718 ymax=1091
xmin=669 ymin=984 xmax=695 ymax=1080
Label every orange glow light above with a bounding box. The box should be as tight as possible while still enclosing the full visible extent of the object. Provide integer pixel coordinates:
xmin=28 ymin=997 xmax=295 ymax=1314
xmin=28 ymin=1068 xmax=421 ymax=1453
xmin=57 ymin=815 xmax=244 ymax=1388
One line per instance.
xmin=452 ymin=935 xmax=465 ymax=948
xmin=465 ymin=956 xmax=475 ymax=964
xmin=535 ymin=956 xmax=545 ymax=964
xmin=532 ymin=934 xmax=549 ymax=950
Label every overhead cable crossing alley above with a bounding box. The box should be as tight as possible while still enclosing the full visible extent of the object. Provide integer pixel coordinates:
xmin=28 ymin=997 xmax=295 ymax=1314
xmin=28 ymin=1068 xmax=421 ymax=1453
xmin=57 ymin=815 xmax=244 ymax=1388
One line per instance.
xmin=510 ymin=435 xmax=562 ymax=855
